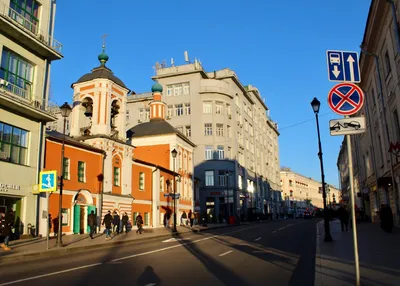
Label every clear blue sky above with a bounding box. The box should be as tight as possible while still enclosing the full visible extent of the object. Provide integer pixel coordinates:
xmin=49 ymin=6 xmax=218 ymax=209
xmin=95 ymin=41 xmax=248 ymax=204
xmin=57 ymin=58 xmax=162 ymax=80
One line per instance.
xmin=51 ymin=0 xmax=371 ymax=188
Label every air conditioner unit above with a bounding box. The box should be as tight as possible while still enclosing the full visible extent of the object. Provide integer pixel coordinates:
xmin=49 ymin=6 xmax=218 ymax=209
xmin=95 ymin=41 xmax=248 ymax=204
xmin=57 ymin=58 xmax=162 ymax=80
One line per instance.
xmin=138 ymin=119 xmax=142 ymax=123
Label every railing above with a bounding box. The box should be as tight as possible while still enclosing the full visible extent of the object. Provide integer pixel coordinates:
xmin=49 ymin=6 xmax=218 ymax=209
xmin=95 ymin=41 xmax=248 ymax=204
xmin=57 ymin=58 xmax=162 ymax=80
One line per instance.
xmin=0 ymin=4 xmax=63 ymax=55
xmin=0 ymin=80 xmax=31 ymax=101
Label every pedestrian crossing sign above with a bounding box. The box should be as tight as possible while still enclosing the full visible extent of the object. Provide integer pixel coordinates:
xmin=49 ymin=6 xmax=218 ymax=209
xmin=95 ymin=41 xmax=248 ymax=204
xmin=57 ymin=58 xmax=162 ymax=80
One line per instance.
xmin=39 ymin=170 xmax=57 ymax=193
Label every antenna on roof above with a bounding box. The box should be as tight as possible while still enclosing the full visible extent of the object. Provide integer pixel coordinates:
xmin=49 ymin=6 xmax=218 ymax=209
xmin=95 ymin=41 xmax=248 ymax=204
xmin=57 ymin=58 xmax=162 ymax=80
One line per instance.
xmin=184 ymin=51 xmax=189 ymax=63
xmin=161 ymin=60 xmax=166 ymax=68
xmin=171 ymin=58 xmax=175 ymax=67
xmin=155 ymin=62 xmax=160 ymax=69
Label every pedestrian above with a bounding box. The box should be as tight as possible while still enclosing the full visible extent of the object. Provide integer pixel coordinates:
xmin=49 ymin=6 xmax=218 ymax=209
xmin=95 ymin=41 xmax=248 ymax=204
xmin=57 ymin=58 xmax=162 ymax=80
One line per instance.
xmin=87 ymin=210 xmax=96 ymax=239
xmin=181 ymin=211 xmax=187 ymax=226
xmin=102 ymin=211 xmax=113 ymax=240
xmin=112 ymin=211 xmax=120 ymax=234
xmin=337 ymin=204 xmax=349 ymax=232
xmin=121 ymin=212 xmax=129 ymax=234
xmin=188 ymin=210 xmax=195 ymax=228
xmin=380 ymin=204 xmax=393 ymax=233
xmin=0 ymin=210 xmax=14 ymax=251
xmin=136 ymin=213 xmax=143 ymax=234
xmin=52 ymin=216 xmax=59 ymax=238
xmin=48 ymin=214 xmax=52 ymax=237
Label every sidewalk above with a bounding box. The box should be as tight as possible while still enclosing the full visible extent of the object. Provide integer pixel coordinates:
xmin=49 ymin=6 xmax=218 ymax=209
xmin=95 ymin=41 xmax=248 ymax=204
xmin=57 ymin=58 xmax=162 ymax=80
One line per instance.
xmin=0 ymin=222 xmax=250 ymax=263
xmin=315 ymin=219 xmax=400 ymax=286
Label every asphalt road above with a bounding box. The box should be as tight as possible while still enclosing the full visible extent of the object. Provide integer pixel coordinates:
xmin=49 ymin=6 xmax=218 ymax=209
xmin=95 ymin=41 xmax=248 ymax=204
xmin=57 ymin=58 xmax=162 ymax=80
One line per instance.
xmin=0 ymin=219 xmax=318 ymax=286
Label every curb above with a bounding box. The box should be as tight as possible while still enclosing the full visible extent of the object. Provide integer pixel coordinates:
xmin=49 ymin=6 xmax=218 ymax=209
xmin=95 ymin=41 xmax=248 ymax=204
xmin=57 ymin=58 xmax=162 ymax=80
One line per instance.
xmin=314 ymin=221 xmax=323 ymax=286
xmin=0 ymin=223 xmax=248 ymax=264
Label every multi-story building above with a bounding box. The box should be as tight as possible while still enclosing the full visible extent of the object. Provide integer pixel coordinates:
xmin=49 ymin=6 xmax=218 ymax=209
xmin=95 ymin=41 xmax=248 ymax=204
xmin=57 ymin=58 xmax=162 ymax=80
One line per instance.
xmin=280 ymin=168 xmax=341 ymax=211
xmin=127 ymin=58 xmax=281 ymax=221
xmin=337 ymin=0 xmax=400 ymax=225
xmin=0 ymin=0 xmax=63 ymax=235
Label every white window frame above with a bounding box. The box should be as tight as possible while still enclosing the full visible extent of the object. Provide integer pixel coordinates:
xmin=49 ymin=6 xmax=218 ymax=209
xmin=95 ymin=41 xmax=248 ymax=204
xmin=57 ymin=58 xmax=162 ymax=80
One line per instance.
xmin=185 ymin=103 xmax=191 ymax=115
xmin=175 ymin=104 xmax=183 ymax=116
xmin=217 ymin=145 xmax=224 ymax=159
xmin=205 ymin=171 xmax=214 ymax=186
xmin=203 ymin=102 xmax=212 ymax=114
xmin=204 ymin=123 xmax=212 ymax=136
xmin=205 ymin=145 xmax=213 ymax=160
xmin=185 ymin=125 xmax=191 ymax=137
xmin=215 ymin=102 xmax=223 ymax=114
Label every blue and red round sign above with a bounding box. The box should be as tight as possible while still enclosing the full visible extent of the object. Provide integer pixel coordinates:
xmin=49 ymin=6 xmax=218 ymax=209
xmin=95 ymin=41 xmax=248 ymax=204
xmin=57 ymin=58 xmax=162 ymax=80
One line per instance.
xmin=328 ymin=83 xmax=364 ymax=116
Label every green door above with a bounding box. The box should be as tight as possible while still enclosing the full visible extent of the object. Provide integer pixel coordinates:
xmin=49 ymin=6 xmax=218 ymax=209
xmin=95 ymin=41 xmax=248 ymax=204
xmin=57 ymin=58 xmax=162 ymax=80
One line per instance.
xmin=87 ymin=205 xmax=96 ymax=233
xmin=73 ymin=205 xmax=80 ymax=234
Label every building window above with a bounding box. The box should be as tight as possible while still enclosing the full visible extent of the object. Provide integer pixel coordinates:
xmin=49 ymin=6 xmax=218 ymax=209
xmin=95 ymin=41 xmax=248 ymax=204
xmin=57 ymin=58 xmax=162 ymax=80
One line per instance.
xmin=203 ymin=102 xmax=212 ymax=114
xmin=183 ymin=83 xmax=190 ymax=95
xmin=0 ymin=122 xmax=28 ymax=165
xmin=204 ymin=123 xmax=212 ymax=136
xmin=176 ymin=126 xmax=184 ymax=133
xmin=174 ymin=84 xmax=183 ymax=96
xmin=185 ymin=125 xmax=191 ymax=137
xmin=249 ymin=124 xmax=253 ymax=136
xmin=216 ymin=123 xmax=224 ymax=136
xmin=139 ymin=109 xmax=145 ymax=121
xmin=226 ymin=104 xmax=231 ymax=116
xmin=238 ymin=175 xmax=243 ymax=189
xmin=0 ymin=48 xmax=34 ymax=100
xmin=145 ymin=108 xmax=150 ymax=120
xmin=205 ymin=145 xmax=213 ymax=160
xmin=167 ymin=105 xmax=173 ymax=118
xmin=139 ymin=172 xmax=145 ymax=190
xmin=175 ymin=104 xmax=183 ymax=116
xmin=217 ymin=145 xmax=224 ymax=159
xmin=227 ymin=125 xmax=231 ymax=138
xmin=218 ymin=170 xmax=227 ymax=186
xmin=78 ymin=161 xmax=86 ymax=183
xmin=205 ymin=171 xmax=214 ymax=186
xmin=63 ymin=158 xmax=70 ymax=180
xmin=126 ymin=110 xmax=130 ymax=121
xmin=215 ymin=102 xmax=223 ymax=114
xmin=167 ymin=85 xmax=173 ymax=96
xmin=160 ymin=176 xmax=164 ymax=192
xmin=384 ymin=51 xmax=391 ymax=77
xmin=10 ymin=0 xmax=40 ymax=33
xmin=393 ymin=109 xmax=400 ymax=142
xmin=113 ymin=167 xmax=120 ymax=186
xmin=144 ymin=213 xmax=150 ymax=226
xmin=185 ymin=103 xmax=191 ymax=115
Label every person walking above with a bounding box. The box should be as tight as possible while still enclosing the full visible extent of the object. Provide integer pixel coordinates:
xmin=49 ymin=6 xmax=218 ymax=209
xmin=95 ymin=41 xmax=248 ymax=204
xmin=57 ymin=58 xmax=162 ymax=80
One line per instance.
xmin=337 ymin=204 xmax=349 ymax=232
xmin=0 ymin=210 xmax=14 ymax=251
xmin=181 ymin=211 xmax=187 ymax=226
xmin=102 ymin=211 xmax=113 ymax=240
xmin=48 ymin=214 xmax=52 ymax=238
xmin=136 ymin=213 xmax=144 ymax=234
xmin=188 ymin=210 xmax=195 ymax=228
xmin=52 ymin=216 xmax=59 ymax=238
xmin=87 ymin=210 xmax=97 ymax=239
xmin=121 ymin=212 xmax=129 ymax=234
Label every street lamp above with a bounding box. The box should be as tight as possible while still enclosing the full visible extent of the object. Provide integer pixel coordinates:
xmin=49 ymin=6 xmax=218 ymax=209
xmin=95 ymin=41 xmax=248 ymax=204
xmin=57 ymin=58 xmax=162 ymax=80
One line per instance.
xmin=171 ymin=148 xmax=178 ymax=233
xmin=311 ymin=97 xmax=333 ymax=242
xmin=56 ymin=102 xmax=72 ymax=247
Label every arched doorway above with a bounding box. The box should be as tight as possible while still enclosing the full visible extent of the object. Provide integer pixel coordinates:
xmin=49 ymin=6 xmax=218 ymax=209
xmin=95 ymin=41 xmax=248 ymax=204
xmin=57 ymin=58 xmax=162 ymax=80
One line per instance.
xmin=72 ymin=190 xmax=96 ymax=234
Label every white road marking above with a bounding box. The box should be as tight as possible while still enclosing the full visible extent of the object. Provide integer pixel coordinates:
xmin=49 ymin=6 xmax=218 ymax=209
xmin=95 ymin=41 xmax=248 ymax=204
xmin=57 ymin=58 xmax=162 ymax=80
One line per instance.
xmin=0 ymin=225 xmax=260 ymax=285
xmin=272 ymin=230 xmax=277 ymax=233
xmin=254 ymin=237 xmax=261 ymax=241
xmin=0 ymin=263 xmax=102 ymax=286
xmin=278 ymin=227 xmax=286 ymax=231
xmin=162 ymin=237 xmax=187 ymax=243
xmin=219 ymin=250 xmax=233 ymax=257
xmin=144 ymin=284 xmax=157 ymax=286
xmin=286 ymin=224 xmax=293 ymax=227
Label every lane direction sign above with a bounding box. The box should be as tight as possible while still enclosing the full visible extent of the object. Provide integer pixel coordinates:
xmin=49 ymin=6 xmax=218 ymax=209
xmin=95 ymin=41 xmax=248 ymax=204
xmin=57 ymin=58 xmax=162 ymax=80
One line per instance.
xmin=39 ymin=170 xmax=57 ymax=193
xmin=328 ymin=83 xmax=364 ymax=116
xmin=329 ymin=117 xmax=366 ymax=136
xmin=326 ymin=50 xmax=361 ymax=83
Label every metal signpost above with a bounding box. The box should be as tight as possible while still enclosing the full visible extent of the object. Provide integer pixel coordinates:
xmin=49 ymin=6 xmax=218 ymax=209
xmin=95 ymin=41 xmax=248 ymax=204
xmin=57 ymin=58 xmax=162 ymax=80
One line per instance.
xmin=39 ymin=170 xmax=57 ymax=250
xmin=326 ymin=50 xmax=363 ymax=286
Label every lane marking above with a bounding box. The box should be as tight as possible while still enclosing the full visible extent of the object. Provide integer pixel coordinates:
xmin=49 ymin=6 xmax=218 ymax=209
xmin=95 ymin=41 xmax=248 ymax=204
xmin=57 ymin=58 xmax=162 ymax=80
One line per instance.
xmin=162 ymin=238 xmax=188 ymax=243
xmin=254 ymin=237 xmax=261 ymax=241
xmin=278 ymin=227 xmax=286 ymax=231
xmin=0 ymin=263 xmax=102 ymax=286
xmin=0 ymin=224 xmax=260 ymax=285
xmin=219 ymin=250 xmax=233 ymax=257
xmin=286 ymin=224 xmax=293 ymax=227
xmin=144 ymin=284 xmax=157 ymax=286
xmin=272 ymin=230 xmax=277 ymax=233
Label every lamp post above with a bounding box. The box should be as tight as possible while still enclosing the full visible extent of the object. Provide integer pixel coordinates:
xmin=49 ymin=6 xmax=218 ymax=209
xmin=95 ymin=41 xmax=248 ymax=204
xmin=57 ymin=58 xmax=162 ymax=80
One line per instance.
xmin=56 ymin=102 xmax=72 ymax=247
xmin=311 ymin=97 xmax=332 ymax=242
xmin=171 ymin=148 xmax=178 ymax=233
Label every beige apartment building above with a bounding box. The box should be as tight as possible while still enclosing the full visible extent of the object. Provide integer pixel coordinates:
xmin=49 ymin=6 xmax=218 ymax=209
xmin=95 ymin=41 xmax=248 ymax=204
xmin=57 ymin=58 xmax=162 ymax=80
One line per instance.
xmin=280 ymin=168 xmax=340 ymax=212
xmin=337 ymin=0 xmax=400 ymax=225
xmin=127 ymin=57 xmax=281 ymax=220
xmin=0 ymin=0 xmax=63 ymax=235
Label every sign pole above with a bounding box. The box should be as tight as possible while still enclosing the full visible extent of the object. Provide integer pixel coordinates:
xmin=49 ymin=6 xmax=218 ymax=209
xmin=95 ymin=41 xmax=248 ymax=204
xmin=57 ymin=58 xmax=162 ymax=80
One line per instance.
xmin=345 ymin=123 xmax=360 ymax=286
xmin=47 ymin=192 xmax=50 ymax=250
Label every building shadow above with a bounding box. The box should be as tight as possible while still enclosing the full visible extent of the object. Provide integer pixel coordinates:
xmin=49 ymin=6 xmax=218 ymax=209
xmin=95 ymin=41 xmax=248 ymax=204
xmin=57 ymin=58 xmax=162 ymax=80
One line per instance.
xmin=136 ymin=265 xmax=162 ymax=286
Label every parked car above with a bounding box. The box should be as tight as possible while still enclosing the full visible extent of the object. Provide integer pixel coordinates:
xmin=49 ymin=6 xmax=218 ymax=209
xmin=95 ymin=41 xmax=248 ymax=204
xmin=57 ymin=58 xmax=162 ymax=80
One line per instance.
xmin=303 ymin=211 xmax=312 ymax=219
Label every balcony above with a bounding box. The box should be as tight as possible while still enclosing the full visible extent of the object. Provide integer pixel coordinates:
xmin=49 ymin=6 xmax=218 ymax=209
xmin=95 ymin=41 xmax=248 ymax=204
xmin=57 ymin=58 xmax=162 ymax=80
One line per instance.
xmin=0 ymin=4 xmax=63 ymax=60
xmin=0 ymin=80 xmax=57 ymax=122
xmin=199 ymin=79 xmax=232 ymax=97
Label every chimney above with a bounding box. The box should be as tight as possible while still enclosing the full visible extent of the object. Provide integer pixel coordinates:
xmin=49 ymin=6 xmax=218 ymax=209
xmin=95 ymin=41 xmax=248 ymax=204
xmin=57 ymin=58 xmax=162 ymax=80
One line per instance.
xmin=149 ymin=82 xmax=166 ymax=120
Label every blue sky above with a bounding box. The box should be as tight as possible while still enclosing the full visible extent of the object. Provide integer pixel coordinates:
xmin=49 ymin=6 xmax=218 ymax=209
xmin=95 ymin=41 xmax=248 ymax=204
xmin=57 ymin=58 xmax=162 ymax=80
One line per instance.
xmin=51 ymin=0 xmax=371 ymax=188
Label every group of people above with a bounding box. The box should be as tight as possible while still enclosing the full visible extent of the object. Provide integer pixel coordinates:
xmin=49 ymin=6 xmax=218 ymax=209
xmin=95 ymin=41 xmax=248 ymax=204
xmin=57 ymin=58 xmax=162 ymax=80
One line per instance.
xmin=0 ymin=209 xmax=14 ymax=251
xmin=101 ymin=211 xmax=142 ymax=240
xmin=180 ymin=210 xmax=195 ymax=227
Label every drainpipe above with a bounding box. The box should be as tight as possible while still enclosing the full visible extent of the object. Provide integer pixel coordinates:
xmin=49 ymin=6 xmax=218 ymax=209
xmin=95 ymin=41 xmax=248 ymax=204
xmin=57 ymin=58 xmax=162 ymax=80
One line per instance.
xmin=98 ymin=152 xmax=106 ymax=232
xmin=151 ymin=167 xmax=158 ymax=227
xmin=386 ymin=0 xmax=400 ymax=54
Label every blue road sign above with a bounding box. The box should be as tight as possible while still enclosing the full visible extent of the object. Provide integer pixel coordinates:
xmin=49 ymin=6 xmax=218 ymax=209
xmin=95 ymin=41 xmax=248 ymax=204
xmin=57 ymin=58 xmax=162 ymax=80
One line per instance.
xmin=326 ymin=50 xmax=361 ymax=83
xmin=39 ymin=170 xmax=57 ymax=192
